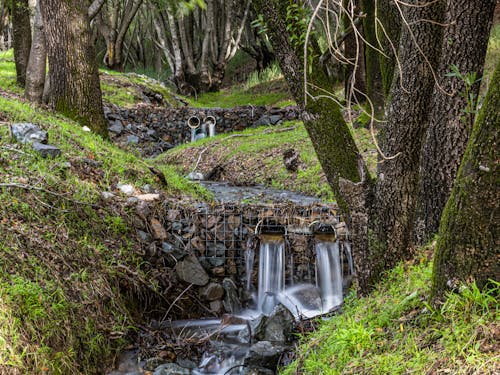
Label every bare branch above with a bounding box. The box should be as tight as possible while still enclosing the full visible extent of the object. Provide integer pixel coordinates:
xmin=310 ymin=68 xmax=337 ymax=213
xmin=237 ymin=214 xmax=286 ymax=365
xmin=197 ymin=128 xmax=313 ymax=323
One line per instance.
xmin=88 ymin=0 xmax=106 ymax=20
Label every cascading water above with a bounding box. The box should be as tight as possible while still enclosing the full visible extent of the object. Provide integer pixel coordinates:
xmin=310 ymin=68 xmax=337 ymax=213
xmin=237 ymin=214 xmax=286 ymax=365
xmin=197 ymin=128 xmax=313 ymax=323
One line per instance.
xmin=257 ymin=235 xmax=285 ymax=314
xmin=315 ymin=240 xmax=343 ymax=312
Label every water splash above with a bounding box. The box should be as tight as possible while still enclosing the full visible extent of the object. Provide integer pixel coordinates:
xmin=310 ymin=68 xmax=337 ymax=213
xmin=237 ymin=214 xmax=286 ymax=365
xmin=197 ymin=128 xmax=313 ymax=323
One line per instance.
xmin=257 ymin=236 xmax=285 ymax=314
xmin=244 ymin=247 xmax=255 ymax=291
xmin=315 ymin=241 xmax=343 ymax=312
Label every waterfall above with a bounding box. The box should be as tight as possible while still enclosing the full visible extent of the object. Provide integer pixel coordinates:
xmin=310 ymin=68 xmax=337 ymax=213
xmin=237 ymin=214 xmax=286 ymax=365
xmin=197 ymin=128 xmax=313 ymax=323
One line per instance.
xmin=244 ymin=247 xmax=254 ymax=291
xmin=315 ymin=240 xmax=343 ymax=312
xmin=257 ymin=236 xmax=285 ymax=314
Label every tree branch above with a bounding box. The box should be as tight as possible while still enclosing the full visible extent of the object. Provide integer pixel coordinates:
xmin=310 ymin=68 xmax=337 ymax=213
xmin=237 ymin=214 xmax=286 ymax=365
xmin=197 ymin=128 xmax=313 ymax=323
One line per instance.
xmin=88 ymin=0 xmax=106 ymax=20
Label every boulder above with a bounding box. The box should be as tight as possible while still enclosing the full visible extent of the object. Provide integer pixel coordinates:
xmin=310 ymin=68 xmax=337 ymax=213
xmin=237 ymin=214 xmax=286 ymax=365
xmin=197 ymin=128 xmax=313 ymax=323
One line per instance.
xmin=222 ymin=278 xmax=241 ymax=313
xmin=200 ymin=282 xmax=224 ymax=301
xmin=31 ymin=142 xmax=61 ymax=158
xmin=175 ymin=256 xmax=209 ymax=286
xmin=11 ymin=123 xmax=48 ymax=144
xmin=243 ymin=341 xmax=285 ymax=369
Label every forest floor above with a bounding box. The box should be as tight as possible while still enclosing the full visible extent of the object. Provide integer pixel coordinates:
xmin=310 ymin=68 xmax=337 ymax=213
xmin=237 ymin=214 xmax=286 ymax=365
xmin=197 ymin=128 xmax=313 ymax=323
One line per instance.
xmin=0 ymin=22 xmax=499 ymax=373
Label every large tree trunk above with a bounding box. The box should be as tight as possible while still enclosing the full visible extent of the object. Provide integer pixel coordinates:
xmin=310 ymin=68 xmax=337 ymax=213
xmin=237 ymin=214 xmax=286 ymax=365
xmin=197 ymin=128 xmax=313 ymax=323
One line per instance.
xmin=417 ymin=0 xmax=496 ymax=242
xmin=40 ymin=0 xmax=108 ymax=137
xmin=366 ymin=0 xmax=445 ymax=289
xmin=25 ymin=1 xmax=46 ymax=104
xmin=431 ymin=58 xmax=500 ymax=299
xmin=11 ymin=0 xmax=31 ymax=87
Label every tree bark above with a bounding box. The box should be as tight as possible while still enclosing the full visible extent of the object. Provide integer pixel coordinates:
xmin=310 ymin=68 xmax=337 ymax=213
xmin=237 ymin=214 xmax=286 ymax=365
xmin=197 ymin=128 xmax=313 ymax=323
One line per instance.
xmin=376 ymin=0 xmax=401 ymax=99
xmin=25 ymin=1 xmax=46 ymax=104
xmin=368 ymin=0 xmax=445 ymax=288
xmin=11 ymin=0 xmax=32 ymax=87
xmin=417 ymin=0 xmax=496 ymax=242
xmin=40 ymin=0 xmax=108 ymax=137
xmin=360 ymin=0 xmax=384 ymax=113
xmin=431 ymin=58 xmax=500 ymax=299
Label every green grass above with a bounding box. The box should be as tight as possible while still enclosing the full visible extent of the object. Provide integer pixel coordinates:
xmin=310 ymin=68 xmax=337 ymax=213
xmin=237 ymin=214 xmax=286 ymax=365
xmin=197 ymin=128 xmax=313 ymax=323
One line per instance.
xmin=0 ymin=52 xmax=211 ymax=373
xmin=282 ymin=250 xmax=499 ymax=374
xmin=0 ymin=49 xmax=23 ymax=95
xmin=186 ymin=63 xmax=294 ymax=108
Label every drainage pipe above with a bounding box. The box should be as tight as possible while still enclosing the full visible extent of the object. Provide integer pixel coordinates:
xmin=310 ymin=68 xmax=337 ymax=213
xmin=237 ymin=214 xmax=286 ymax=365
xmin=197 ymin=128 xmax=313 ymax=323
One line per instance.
xmin=187 ymin=116 xmax=201 ymax=143
xmin=205 ymin=115 xmax=217 ymax=137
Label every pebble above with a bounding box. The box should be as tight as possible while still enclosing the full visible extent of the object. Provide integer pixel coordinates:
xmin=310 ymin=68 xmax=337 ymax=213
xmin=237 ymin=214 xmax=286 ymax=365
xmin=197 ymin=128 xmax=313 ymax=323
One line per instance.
xmin=118 ymin=183 xmax=135 ymax=195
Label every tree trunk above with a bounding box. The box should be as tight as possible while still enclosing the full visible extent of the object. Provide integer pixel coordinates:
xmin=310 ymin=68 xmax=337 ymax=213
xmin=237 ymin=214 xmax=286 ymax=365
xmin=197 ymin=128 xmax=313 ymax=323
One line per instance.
xmin=40 ymin=0 xmax=108 ymax=137
xmin=25 ymin=1 xmax=46 ymax=104
xmin=376 ymin=0 xmax=401 ymax=99
xmin=360 ymin=0 xmax=384 ymax=113
xmin=343 ymin=0 xmax=366 ymax=101
xmin=417 ymin=0 xmax=496 ymax=242
xmin=431 ymin=58 xmax=500 ymax=299
xmin=0 ymin=0 xmax=6 ymax=50
xmin=368 ymin=0 xmax=445 ymax=288
xmin=11 ymin=0 xmax=31 ymax=87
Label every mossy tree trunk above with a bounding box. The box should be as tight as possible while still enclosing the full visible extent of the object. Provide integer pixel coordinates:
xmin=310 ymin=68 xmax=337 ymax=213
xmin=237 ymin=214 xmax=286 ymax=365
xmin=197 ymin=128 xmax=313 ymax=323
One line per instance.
xmin=417 ymin=0 xmax=496 ymax=243
xmin=25 ymin=0 xmax=46 ymax=104
xmin=11 ymin=0 xmax=31 ymax=87
xmin=431 ymin=59 xmax=500 ymax=299
xmin=40 ymin=0 xmax=108 ymax=137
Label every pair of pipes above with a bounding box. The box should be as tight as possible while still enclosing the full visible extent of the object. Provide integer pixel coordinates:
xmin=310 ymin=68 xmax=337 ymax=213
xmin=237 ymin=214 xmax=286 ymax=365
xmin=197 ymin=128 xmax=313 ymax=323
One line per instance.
xmin=187 ymin=115 xmax=217 ymax=142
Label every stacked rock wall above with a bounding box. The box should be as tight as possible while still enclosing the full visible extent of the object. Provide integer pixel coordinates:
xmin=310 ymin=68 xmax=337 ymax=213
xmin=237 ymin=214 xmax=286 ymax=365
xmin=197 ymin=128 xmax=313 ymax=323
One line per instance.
xmin=105 ymin=104 xmax=301 ymax=157
xmin=138 ymin=200 xmax=350 ymax=318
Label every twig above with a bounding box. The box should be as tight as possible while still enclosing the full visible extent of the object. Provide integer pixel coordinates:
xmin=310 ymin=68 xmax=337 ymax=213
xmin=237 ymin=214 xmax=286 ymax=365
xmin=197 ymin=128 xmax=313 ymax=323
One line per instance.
xmin=190 ymin=146 xmax=208 ymax=175
xmin=160 ymin=283 xmax=193 ymax=324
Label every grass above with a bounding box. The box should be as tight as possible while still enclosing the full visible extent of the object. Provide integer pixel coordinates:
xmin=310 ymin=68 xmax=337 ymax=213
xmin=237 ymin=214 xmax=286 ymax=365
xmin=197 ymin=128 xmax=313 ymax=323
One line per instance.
xmin=0 ymin=51 xmax=210 ymax=373
xmin=282 ymin=248 xmax=499 ymax=374
xmin=159 ymin=121 xmax=337 ymax=201
xmin=186 ymin=63 xmax=295 ymax=108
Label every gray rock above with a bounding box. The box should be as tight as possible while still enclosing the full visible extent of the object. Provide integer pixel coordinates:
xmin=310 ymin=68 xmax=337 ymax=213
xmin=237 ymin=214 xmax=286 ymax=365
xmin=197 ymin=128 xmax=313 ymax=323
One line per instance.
xmin=175 ymin=358 xmax=197 ymax=369
xmin=153 ymin=363 xmax=191 ymax=375
xmin=109 ymin=121 xmax=124 ymax=134
xmin=243 ymin=341 xmax=285 ymax=369
xmin=31 ymin=142 xmax=61 ymax=158
xmin=175 ymin=256 xmax=209 ymax=286
xmin=200 ymin=283 xmax=224 ymax=301
xmin=144 ymin=357 xmax=167 ymax=371
xmin=161 ymin=242 xmax=187 ymax=261
xmin=142 ymin=184 xmax=155 ymax=193
xmin=101 ymin=191 xmax=115 ymax=201
xmin=11 ymin=123 xmax=48 ymax=144
xmin=260 ymin=304 xmax=294 ymax=343
xmin=222 ymin=278 xmax=241 ymax=313
xmin=118 ymin=183 xmax=135 ymax=195
xmin=269 ymin=115 xmax=282 ymax=125
xmin=127 ymin=135 xmax=140 ymax=144
xmin=138 ymin=230 xmax=151 ymax=242
xmin=186 ymin=172 xmax=204 ymax=180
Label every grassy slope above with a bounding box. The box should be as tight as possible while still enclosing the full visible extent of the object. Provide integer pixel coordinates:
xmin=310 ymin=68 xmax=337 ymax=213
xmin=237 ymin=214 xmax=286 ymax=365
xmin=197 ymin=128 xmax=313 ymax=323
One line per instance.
xmin=283 ymin=249 xmax=499 ymax=374
xmin=160 ymin=121 xmax=376 ymax=202
xmin=282 ymin=24 xmax=500 ymax=374
xmin=0 ymin=50 xmax=208 ymax=374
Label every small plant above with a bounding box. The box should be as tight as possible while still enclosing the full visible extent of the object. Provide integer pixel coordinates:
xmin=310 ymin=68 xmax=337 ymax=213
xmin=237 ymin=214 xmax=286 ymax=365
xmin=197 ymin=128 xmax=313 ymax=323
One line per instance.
xmin=446 ymin=64 xmax=482 ymax=128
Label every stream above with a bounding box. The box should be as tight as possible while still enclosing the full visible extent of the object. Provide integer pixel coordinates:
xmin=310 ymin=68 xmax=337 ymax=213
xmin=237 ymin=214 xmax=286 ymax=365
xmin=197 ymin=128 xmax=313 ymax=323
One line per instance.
xmin=108 ymin=183 xmax=351 ymax=375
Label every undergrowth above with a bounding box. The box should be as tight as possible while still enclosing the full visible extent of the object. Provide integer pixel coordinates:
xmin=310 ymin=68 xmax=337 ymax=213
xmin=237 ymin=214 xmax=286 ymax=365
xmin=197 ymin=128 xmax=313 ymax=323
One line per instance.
xmin=282 ymin=250 xmax=499 ymax=374
xmin=0 ymin=53 xmax=209 ymax=373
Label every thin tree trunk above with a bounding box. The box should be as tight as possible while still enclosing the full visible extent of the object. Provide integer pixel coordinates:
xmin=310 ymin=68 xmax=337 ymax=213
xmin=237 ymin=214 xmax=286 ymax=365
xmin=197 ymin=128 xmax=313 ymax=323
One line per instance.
xmin=0 ymin=0 xmax=5 ymax=50
xmin=431 ymin=58 xmax=500 ymax=299
xmin=40 ymin=0 xmax=108 ymax=137
xmin=360 ymin=0 xmax=384 ymax=113
xmin=25 ymin=1 xmax=46 ymax=104
xmin=417 ymin=0 xmax=496 ymax=242
xmin=12 ymin=0 xmax=31 ymax=87
xmin=368 ymin=0 xmax=445 ymax=288
xmin=376 ymin=0 xmax=401 ymax=99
